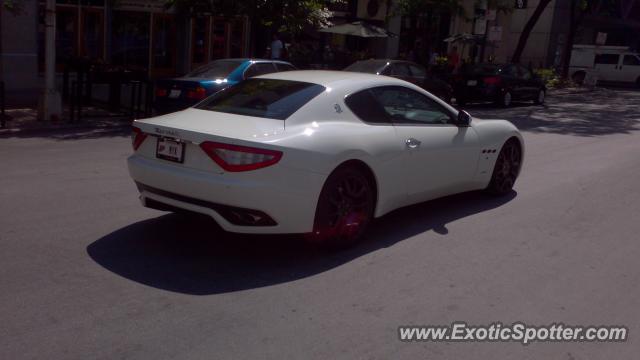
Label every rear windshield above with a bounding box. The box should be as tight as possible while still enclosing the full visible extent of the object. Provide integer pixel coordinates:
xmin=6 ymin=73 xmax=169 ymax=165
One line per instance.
xmin=344 ymin=60 xmax=387 ymax=74
xmin=186 ymin=60 xmax=243 ymax=78
xmin=194 ymin=79 xmax=325 ymax=120
xmin=462 ymin=64 xmax=501 ymax=75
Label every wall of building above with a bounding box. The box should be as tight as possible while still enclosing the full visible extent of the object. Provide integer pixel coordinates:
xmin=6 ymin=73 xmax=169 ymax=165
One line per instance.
xmin=1 ymin=0 xmax=41 ymax=106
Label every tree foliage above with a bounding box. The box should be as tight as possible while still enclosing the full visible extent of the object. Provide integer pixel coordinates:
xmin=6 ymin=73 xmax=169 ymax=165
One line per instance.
xmin=164 ymin=0 xmax=343 ymax=34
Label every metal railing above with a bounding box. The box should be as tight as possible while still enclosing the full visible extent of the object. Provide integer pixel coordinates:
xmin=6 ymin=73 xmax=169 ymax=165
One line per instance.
xmin=67 ymin=72 xmax=153 ymax=122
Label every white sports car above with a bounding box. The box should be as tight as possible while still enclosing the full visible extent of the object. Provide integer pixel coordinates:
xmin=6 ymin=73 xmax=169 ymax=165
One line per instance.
xmin=128 ymin=70 xmax=523 ymax=248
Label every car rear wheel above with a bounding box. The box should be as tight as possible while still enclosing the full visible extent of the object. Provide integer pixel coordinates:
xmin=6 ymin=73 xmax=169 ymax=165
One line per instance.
xmin=500 ymin=91 xmax=513 ymax=107
xmin=486 ymin=139 xmax=522 ymax=196
xmin=534 ymin=89 xmax=545 ymax=105
xmin=572 ymin=71 xmax=586 ymax=85
xmin=307 ymin=166 xmax=375 ymax=249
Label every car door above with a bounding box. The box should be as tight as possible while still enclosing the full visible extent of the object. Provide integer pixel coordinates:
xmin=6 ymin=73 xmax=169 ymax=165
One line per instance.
xmin=368 ymin=86 xmax=481 ymax=201
xmin=620 ymin=55 xmax=640 ymax=84
xmin=501 ymin=65 xmax=524 ymax=99
xmin=594 ymin=53 xmax=620 ymax=82
xmin=517 ymin=65 xmax=538 ymax=99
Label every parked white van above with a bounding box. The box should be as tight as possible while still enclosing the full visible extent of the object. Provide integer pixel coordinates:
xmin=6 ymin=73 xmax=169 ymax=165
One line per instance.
xmin=570 ymin=45 xmax=640 ymax=87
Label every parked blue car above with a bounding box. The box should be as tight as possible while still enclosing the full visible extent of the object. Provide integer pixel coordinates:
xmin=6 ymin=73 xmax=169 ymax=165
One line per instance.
xmin=154 ymin=58 xmax=296 ymax=114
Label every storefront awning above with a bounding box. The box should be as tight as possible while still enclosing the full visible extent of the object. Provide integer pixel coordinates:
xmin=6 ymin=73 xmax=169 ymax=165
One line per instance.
xmin=318 ymin=21 xmax=396 ymax=38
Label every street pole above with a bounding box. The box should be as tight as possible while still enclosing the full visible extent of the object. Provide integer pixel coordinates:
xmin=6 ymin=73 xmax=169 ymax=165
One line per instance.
xmin=38 ymin=0 xmax=62 ymax=122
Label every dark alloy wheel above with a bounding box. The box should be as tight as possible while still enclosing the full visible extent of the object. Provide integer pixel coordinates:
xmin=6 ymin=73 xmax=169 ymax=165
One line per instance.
xmin=572 ymin=71 xmax=586 ymax=85
xmin=486 ymin=139 xmax=522 ymax=196
xmin=308 ymin=166 xmax=375 ymax=249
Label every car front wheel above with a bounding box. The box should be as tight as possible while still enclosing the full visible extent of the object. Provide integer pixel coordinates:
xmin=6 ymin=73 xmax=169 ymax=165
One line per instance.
xmin=307 ymin=166 xmax=375 ymax=249
xmin=486 ymin=139 xmax=522 ymax=196
xmin=534 ymin=89 xmax=545 ymax=105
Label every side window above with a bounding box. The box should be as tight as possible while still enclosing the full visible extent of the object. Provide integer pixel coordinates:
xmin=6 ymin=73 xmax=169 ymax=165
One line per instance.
xmin=502 ymin=65 xmax=517 ymax=77
xmin=409 ymin=64 xmax=426 ymax=78
xmin=623 ymin=55 xmax=640 ymax=66
xmin=595 ymin=54 xmax=620 ymax=65
xmin=275 ymin=63 xmax=296 ymax=72
xmin=369 ymin=86 xmax=453 ymax=125
xmin=244 ymin=63 xmax=277 ymax=78
xmin=344 ymin=90 xmax=390 ymax=124
xmin=518 ymin=66 xmax=532 ymax=80
xmin=389 ymin=63 xmax=411 ymax=77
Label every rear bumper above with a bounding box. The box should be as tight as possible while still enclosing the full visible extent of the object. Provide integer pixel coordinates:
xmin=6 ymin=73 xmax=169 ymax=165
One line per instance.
xmin=127 ymin=154 xmax=326 ymax=234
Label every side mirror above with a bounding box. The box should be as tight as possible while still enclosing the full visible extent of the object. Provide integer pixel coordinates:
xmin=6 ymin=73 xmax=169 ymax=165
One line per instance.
xmin=456 ymin=110 xmax=472 ymax=127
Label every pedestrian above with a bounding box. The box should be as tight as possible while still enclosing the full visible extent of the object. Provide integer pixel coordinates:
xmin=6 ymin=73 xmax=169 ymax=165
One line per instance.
xmin=270 ymin=34 xmax=284 ymax=60
xmin=448 ymin=45 xmax=460 ymax=73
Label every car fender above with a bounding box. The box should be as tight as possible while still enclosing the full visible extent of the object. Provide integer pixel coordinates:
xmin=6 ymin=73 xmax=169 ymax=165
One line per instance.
xmin=470 ymin=118 xmax=524 ymax=185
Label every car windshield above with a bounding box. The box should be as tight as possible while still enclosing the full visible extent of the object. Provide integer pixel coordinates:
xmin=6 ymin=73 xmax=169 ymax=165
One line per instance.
xmin=344 ymin=60 xmax=387 ymax=74
xmin=194 ymin=79 xmax=325 ymax=120
xmin=186 ymin=60 xmax=244 ymax=78
xmin=462 ymin=64 xmax=502 ymax=76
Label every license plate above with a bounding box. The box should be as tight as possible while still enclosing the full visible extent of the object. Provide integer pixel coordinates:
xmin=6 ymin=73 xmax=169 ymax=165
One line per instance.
xmin=168 ymin=89 xmax=181 ymax=98
xmin=467 ymin=80 xmax=478 ymax=86
xmin=156 ymin=137 xmax=185 ymax=163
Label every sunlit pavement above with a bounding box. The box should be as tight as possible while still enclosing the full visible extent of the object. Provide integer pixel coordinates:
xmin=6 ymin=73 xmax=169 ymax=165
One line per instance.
xmin=1 ymin=88 xmax=639 ymax=359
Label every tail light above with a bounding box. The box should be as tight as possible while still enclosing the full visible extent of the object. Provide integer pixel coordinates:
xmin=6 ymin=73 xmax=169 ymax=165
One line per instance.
xmin=155 ymin=88 xmax=167 ymax=97
xmin=187 ymin=86 xmax=207 ymax=100
xmin=483 ymin=76 xmax=501 ymax=85
xmin=200 ymin=141 xmax=283 ymax=172
xmin=131 ymin=126 xmax=148 ymax=151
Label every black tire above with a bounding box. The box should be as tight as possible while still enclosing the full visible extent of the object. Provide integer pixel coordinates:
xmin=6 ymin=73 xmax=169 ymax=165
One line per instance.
xmin=486 ymin=139 xmax=522 ymax=196
xmin=498 ymin=90 xmax=513 ymax=107
xmin=307 ymin=166 xmax=375 ymax=250
xmin=572 ymin=71 xmax=586 ymax=85
xmin=533 ymin=88 xmax=545 ymax=105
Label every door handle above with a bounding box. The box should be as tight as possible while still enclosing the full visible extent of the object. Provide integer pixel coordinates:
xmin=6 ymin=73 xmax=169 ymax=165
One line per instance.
xmin=405 ymin=138 xmax=421 ymax=149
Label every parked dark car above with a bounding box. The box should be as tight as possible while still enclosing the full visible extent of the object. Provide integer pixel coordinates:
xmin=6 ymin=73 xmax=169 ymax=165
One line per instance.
xmin=453 ymin=63 xmax=546 ymax=107
xmin=343 ymin=59 xmax=454 ymax=103
xmin=154 ymin=58 xmax=296 ymax=114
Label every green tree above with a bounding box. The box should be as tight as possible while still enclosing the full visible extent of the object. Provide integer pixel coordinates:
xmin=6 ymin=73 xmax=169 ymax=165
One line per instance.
xmin=559 ymin=0 xmax=619 ymax=79
xmin=164 ymin=0 xmax=341 ymax=56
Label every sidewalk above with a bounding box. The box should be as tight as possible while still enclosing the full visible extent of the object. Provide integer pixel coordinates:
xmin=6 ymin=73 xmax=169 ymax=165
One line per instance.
xmin=0 ymin=107 xmax=134 ymax=137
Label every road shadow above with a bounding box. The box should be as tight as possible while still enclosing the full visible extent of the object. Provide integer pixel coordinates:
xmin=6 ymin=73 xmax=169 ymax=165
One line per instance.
xmin=87 ymin=190 xmax=516 ymax=295
xmin=463 ymin=88 xmax=640 ymax=137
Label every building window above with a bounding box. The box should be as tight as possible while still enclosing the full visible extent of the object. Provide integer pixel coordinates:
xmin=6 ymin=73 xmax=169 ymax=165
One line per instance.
xmin=111 ymin=11 xmax=150 ymax=71
xmin=192 ymin=17 xmax=210 ymax=66
xmin=81 ymin=9 xmax=104 ymax=60
xmin=152 ymin=14 xmax=176 ymax=70
xmin=56 ymin=7 xmax=78 ymax=65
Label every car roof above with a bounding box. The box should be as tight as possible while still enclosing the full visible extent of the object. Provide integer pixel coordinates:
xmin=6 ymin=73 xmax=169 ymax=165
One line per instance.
xmin=221 ymin=58 xmax=293 ymax=64
xmin=257 ymin=70 xmax=407 ymax=88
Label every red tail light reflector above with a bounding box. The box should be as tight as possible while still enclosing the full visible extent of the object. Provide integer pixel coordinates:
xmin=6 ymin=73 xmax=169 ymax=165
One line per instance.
xmin=131 ymin=126 xmax=148 ymax=151
xmin=199 ymin=142 xmax=283 ymax=172
xmin=483 ymin=76 xmax=501 ymax=85
xmin=155 ymin=88 xmax=168 ymax=97
xmin=187 ymin=86 xmax=207 ymax=100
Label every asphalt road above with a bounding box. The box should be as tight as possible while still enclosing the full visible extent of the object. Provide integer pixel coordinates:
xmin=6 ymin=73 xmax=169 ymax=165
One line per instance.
xmin=1 ymin=88 xmax=640 ymax=359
